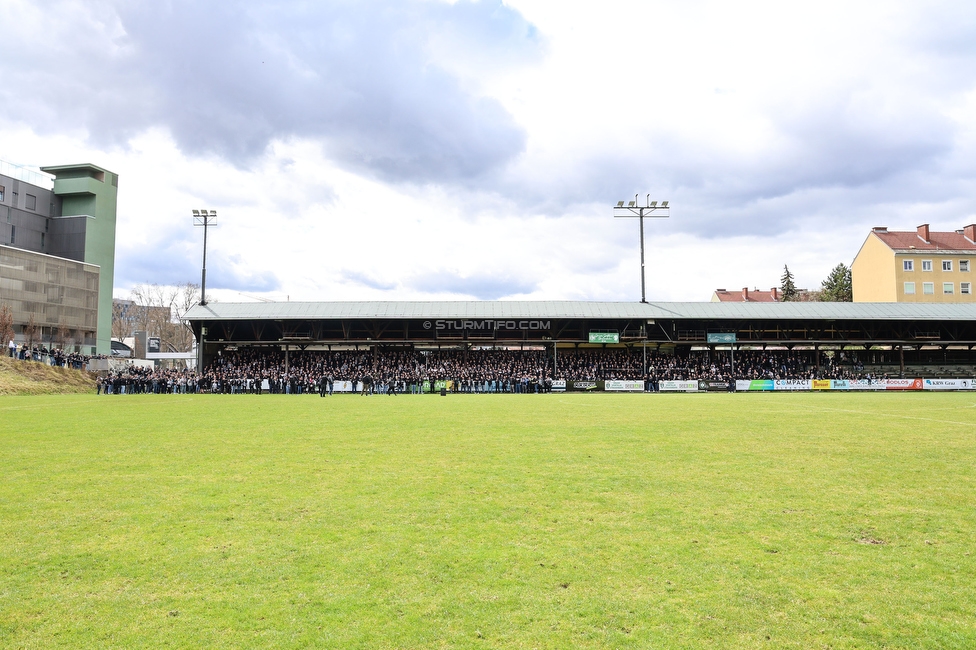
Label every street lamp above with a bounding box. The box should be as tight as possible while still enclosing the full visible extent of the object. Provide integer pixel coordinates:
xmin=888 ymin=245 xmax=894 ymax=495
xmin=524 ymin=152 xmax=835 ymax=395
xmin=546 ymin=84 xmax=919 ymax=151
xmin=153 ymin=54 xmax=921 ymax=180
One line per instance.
xmin=192 ymin=209 xmax=217 ymax=305
xmin=613 ymin=195 xmax=670 ymax=303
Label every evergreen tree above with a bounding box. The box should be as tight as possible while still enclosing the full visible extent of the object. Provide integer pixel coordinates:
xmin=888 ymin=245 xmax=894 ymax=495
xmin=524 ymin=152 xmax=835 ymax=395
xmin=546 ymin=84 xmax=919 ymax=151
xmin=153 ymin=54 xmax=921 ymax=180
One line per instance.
xmin=780 ymin=265 xmax=798 ymax=301
xmin=820 ymin=263 xmax=853 ymax=302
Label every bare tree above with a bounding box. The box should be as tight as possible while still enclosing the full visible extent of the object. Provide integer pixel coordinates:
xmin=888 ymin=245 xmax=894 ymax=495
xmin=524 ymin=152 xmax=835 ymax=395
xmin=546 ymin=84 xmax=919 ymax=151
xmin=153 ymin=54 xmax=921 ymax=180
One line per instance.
xmin=56 ymin=317 xmax=71 ymax=351
xmin=112 ymin=299 xmax=137 ymax=342
xmin=24 ymin=313 xmax=38 ymax=351
xmin=0 ymin=304 xmax=14 ymax=353
xmin=172 ymin=283 xmax=201 ymax=352
xmin=127 ymin=282 xmax=201 ymax=353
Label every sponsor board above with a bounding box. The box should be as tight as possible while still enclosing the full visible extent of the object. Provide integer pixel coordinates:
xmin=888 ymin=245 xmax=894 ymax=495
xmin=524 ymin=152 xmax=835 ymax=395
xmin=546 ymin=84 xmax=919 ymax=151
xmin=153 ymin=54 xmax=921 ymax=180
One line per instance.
xmin=736 ymin=380 xmax=774 ymax=391
xmin=588 ymin=332 xmax=620 ymax=344
xmin=812 ymin=380 xmax=832 ymax=391
xmin=567 ymin=380 xmax=603 ymax=391
xmin=923 ymin=378 xmax=974 ymax=391
xmin=660 ymin=380 xmax=698 ymax=392
xmin=605 ymin=380 xmax=644 ymax=392
xmin=774 ymin=380 xmax=813 ymax=391
xmin=552 ymin=380 xmax=567 ymax=392
xmin=706 ymin=333 xmax=736 ymax=344
xmin=845 ymin=379 xmax=885 ymax=391
xmin=697 ymin=381 xmax=731 ymax=392
xmin=333 ymin=381 xmax=361 ymax=392
xmin=884 ymin=378 xmax=923 ymax=391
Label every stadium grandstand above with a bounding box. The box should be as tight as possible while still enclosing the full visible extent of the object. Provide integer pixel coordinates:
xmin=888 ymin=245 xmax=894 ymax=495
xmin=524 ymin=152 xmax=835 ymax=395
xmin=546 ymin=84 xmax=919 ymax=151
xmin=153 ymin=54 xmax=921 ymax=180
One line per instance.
xmin=152 ymin=300 xmax=976 ymax=394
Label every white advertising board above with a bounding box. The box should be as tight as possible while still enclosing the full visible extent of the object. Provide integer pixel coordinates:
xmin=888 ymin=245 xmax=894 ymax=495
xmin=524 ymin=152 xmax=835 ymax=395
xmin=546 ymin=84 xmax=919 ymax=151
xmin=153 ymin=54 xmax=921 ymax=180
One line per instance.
xmin=605 ymin=380 xmax=644 ymax=392
xmin=659 ymin=380 xmax=698 ymax=392
xmin=922 ymin=379 xmax=974 ymax=391
xmin=552 ymin=380 xmax=567 ymax=392
xmin=773 ymin=380 xmax=812 ymax=391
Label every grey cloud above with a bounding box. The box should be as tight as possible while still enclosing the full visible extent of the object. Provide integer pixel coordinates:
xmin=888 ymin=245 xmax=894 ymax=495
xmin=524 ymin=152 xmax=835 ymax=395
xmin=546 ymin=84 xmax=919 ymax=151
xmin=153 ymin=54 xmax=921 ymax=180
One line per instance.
xmin=0 ymin=0 xmax=539 ymax=183
xmin=116 ymin=231 xmax=280 ymax=293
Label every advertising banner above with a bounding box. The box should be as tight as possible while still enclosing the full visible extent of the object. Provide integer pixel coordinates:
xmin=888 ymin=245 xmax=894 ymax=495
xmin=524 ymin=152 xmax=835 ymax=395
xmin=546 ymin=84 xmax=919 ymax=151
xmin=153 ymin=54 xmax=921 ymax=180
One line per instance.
xmin=697 ymin=381 xmax=731 ymax=392
xmin=884 ymin=378 xmax=923 ymax=391
xmin=922 ymin=379 xmax=974 ymax=391
xmin=774 ymin=380 xmax=813 ymax=391
xmin=333 ymin=380 xmax=361 ymax=392
xmin=605 ymin=380 xmax=644 ymax=392
xmin=567 ymin=380 xmax=603 ymax=391
xmin=706 ymin=333 xmax=736 ymax=344
xmin=844 ymin=379 xmax=885 ymax=391
xmin=812 ymin=380 xmax=832 ymax=391
xmin=552 ymin=380 xmax=567 ymax=392
xmin=736 ymin=380 xmax=774 ymax=391
xmin=659 ymin=380 xmax=698 ymax=392
xmin=588 ymin=332 xmax=620 ymax=344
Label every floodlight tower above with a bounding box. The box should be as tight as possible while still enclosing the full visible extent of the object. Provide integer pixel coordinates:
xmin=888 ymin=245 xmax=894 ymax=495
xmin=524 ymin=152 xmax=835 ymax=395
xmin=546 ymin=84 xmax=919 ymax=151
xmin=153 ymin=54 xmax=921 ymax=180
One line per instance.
xmin=192 ymin=209 xmax=217 ymax=305
xmin=613 ymin=195 xmax=670 ymax=303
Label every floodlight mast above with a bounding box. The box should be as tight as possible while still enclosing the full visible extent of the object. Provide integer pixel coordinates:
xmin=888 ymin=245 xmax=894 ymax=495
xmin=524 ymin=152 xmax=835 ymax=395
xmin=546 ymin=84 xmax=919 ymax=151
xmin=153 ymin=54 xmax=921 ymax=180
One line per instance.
xmin=192 ymin=209 xmax=218 ymax=305
xmin=613 ymin=195 xmax=670 ymax=303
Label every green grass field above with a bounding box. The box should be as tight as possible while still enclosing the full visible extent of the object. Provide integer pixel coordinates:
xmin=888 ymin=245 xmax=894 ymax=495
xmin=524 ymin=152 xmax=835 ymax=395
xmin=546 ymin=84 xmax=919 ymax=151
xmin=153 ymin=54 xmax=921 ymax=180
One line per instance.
xmin=2 ymin=393 xmax=975 ymax=648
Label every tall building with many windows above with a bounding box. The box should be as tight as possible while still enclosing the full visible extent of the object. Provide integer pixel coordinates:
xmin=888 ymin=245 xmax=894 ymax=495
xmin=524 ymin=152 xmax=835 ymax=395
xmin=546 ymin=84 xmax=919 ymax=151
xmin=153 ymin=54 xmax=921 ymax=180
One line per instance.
xmin=852 ymin=224 xmax=976 ymax=302
xmin=0 ymin=161 xmax=118 ymax=354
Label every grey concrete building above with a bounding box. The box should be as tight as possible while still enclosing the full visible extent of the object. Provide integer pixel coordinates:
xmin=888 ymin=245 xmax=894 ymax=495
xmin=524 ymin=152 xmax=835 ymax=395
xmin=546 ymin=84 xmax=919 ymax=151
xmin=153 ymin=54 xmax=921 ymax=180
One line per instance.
xmin=0 ymin=160 xmax=118 ymax=354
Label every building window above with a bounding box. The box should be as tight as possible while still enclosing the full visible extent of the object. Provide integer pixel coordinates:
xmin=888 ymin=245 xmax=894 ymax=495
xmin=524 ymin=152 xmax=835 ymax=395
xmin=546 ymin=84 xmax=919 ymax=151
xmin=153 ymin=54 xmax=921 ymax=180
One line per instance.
xmin=943 ymin=282 xmax=954 ymax=294
xmin=961 ymin=260 xmax=970 ymax=272
xmin=25 ymin=194 xmax=36 ymax=211
xmin=962 ymin=282 xmax=971 ymax=295
xmin=923 ymin=282 xmax=934 ymax=294
xmin=943 ymin=260 xmax=953 ymax=272
xmin=922 ymin=260 xmax=933 ymax=271
xmin=903 ymin=259 xmax=914 ymax=272
xmin=40 ymin=232 xmax=45 ymax=249
xmin=0 ymin=185 xmax=4 ymax=201
xmin=9 ymin=225 xmax=14 ymax=244
xmin=904 ymin=282 xmax=915 ymax=294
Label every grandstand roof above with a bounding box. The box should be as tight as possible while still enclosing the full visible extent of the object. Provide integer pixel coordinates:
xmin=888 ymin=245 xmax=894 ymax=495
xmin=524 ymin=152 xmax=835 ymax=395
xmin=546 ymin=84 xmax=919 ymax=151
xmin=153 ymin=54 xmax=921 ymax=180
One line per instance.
xmin=184 ymin=301 xmax=976 ymax=322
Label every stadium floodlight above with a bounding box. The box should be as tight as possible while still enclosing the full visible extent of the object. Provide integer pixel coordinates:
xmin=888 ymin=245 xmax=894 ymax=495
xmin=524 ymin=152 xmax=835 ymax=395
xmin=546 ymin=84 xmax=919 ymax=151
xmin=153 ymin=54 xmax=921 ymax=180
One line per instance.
xmin=613 ymin=195 xmax=670 ymax=303
xmin=192 ymin=209 xmax=218 ymax=306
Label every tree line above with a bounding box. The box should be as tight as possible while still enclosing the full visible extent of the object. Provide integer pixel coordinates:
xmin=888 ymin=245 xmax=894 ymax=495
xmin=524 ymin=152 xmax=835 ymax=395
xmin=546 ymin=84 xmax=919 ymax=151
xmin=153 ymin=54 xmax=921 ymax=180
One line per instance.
xmin=779 ymin=263 xmax=852 ymax=302
xmin=112 ymin=282 xmax=201 ymax=353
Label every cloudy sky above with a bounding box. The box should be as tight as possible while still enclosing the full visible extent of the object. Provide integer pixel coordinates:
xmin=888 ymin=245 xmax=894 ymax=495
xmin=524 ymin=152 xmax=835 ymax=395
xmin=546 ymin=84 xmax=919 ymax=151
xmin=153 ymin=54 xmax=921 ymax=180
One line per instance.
xmin=2 ymin=0 xmax=976 ymax=302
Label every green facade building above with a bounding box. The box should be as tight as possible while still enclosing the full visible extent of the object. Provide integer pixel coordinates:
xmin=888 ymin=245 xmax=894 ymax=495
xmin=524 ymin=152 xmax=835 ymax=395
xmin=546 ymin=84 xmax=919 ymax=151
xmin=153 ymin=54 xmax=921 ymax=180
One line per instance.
xmin=1 ymin=162 xmax=118 ymax=355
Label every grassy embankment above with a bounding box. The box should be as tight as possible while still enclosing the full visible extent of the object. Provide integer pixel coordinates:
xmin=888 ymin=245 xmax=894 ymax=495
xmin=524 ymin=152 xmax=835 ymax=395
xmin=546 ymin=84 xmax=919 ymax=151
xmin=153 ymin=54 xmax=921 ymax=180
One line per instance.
xmin=1 ymin=392 xmax=975 ymax=648
xmin=0 ymin=356 xmax=95 ymax=395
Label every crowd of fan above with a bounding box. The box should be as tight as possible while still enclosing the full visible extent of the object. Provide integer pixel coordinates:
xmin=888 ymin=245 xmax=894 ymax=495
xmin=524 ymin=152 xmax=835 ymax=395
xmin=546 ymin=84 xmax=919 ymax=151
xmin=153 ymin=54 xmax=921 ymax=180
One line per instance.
xmin=171 ymin=347 xmax=868 ymax=395
xmin=201 ymin=348 xmax=557 ymax=394
xmin=8 ymin=338 xmax=871 ymax=395
xmin=97 ymin=366 xmax=204 ymax=394
xmin=6 ymin=341 xmax=101 ymax=370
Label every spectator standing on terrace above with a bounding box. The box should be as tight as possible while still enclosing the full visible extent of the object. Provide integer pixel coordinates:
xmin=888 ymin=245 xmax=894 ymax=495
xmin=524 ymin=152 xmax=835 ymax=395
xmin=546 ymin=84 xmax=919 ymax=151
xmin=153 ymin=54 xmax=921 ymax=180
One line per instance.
xmin=8 ymin=339 xmax=15 ymax=358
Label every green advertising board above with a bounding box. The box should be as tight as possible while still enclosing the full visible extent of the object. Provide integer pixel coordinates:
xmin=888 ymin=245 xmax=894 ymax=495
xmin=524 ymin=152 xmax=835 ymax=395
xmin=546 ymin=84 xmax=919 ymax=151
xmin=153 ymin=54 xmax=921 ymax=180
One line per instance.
xmin=706 ymin=332 xmax=737 ymax=343
xmin=588 ymin=332 xmax=620 ymax=344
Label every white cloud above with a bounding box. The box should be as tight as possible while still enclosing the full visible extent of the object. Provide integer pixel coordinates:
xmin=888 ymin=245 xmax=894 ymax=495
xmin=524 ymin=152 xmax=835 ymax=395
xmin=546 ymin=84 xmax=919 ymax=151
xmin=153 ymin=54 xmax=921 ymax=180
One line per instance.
xmin=2 ymin=0 xmax=976 ymax=305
